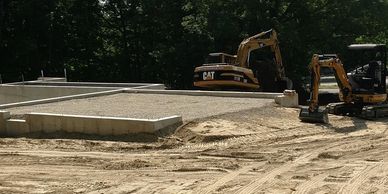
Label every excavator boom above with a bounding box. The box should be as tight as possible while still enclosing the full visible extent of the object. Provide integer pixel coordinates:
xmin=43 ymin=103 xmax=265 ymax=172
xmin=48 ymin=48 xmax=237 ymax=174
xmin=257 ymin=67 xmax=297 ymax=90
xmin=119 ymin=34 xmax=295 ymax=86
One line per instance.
xmin=235 ymin=29 xmax=287 ymax=82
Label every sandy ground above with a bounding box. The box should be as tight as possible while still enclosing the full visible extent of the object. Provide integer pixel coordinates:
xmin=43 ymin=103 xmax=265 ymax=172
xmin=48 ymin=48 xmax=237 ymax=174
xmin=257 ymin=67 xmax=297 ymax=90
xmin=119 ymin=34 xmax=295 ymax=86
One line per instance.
xmin=1 ymin=104 xmax=388 ymax=193
xmin=5 ymin=93 xmax=272 ymax=120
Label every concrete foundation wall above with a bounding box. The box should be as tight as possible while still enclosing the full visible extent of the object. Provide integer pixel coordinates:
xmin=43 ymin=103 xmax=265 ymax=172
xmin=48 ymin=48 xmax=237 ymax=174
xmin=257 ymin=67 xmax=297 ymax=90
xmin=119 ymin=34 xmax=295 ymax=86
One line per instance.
xmin=0 ymin=85 xmax=113 ymax=105
xmin=0 ymin=111 xmax=182 ymax=136
xmin=0 ymin=111 xmax=11 ymax=135
xmin=37 ymin=77 xmax=67 ymax=82
xmin=6 ymin=119 xmax=29 ymax=136
xmin=0 ymin=89 xmax=124 ymax=109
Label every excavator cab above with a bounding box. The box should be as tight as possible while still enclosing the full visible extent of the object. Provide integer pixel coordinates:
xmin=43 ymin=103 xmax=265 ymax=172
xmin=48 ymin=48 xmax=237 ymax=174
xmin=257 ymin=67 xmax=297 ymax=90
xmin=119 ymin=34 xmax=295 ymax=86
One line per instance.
xmin=346 ymin=44 xmax=387 ymax=95
xmin=205 ymin=53 xmax=236 ymax=64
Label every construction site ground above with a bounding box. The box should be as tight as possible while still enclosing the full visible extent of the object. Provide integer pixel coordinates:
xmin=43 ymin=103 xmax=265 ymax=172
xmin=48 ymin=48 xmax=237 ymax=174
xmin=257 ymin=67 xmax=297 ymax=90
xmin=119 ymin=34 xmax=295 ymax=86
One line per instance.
xmin=1 ymin=95 xmax=388 ymax=193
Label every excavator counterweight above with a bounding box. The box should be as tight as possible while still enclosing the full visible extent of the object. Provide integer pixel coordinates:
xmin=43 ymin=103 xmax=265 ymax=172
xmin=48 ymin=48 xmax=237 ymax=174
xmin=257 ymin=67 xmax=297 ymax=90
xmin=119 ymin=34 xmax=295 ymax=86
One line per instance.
xmin=193 ymin=29 xmax=292 ymax=92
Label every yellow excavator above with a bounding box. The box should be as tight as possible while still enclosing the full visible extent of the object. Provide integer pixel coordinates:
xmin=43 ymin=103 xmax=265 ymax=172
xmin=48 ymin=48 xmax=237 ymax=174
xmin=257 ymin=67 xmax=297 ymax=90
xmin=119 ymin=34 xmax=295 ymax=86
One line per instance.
xmin=193 ymin=29 xmax=292 ymax=91
xmin=299 ymin=44 xmax=387 ymax=123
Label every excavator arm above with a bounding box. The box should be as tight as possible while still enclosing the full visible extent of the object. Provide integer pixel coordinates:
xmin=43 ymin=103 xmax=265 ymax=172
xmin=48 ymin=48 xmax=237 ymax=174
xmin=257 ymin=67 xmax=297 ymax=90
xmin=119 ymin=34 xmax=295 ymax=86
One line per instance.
xmin=300 ymin=54 xmax=353 ymax=123
xmin=308 ymin=54 xmax=353 ymax=112
xmin=235 ymin=29 xmax=287 ymax=81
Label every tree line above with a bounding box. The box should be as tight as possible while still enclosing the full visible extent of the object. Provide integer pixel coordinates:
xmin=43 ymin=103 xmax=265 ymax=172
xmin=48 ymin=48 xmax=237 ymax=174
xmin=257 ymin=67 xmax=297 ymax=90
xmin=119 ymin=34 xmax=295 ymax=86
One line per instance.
xmin=1 ymin=0 xmax=387 ymax=88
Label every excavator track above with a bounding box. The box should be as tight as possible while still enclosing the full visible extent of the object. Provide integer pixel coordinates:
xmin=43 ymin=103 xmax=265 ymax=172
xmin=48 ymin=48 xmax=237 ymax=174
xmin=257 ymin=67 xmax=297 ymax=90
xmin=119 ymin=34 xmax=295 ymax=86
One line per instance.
xmin=360 ymin=104 xmax=388 ymax=119
xmin=327 ymin=102 xmax=388 ymax=119
xmin=327 ymin=103 xmax=362 ymax=116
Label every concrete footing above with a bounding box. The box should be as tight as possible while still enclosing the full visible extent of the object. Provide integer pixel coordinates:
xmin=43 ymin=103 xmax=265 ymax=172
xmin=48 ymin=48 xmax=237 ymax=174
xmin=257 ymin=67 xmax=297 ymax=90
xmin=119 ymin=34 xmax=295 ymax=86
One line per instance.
xmin=0 ymin=111 xmax=182 ymax=137
xmin=275 ymin=90 xmax=299 ymax=108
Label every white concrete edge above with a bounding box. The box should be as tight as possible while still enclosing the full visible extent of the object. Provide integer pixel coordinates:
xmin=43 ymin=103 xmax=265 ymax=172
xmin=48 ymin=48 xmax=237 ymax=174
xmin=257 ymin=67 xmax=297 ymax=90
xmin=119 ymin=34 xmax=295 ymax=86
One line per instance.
xmin=154 ymin=115 xmax=182 ymax=121
xmin=27 ymin=112 xmax=181 ymax=122
xmin=7 ymin=119 xmax=26 ymax=122
xmin=124 ymin=89 xmax=281 ymax=99
xmin=0 ymin=89 xmax=125 ymax=109
xmin=4 ymin=78 xmax=67 ymax=85
xmin=0 ymin=84 xmax=123 ymax=90
xmin=153 ymin=116 xmax=183 ymax=131
xmin=4 ymin=80 xmax=42 ymax=85
xmin=7 ymin=80 xmax=161 ymax=87
xmin=132 ymin=84 xmax=165 ymax=89
xmin=59 ymin=81 xmax=153 ymax=86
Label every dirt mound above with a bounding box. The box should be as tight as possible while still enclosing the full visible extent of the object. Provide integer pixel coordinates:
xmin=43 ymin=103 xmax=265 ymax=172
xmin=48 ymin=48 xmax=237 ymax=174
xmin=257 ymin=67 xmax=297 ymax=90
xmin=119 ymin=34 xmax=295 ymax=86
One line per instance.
xmin=173 ymin=104 xmax=304 ymax=144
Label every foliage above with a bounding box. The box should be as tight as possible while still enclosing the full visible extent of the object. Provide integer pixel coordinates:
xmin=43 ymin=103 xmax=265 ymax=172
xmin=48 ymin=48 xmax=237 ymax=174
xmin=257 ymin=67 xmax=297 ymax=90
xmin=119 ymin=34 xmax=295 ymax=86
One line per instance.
xmin=1 ymin=0 xmax=387 ymax=86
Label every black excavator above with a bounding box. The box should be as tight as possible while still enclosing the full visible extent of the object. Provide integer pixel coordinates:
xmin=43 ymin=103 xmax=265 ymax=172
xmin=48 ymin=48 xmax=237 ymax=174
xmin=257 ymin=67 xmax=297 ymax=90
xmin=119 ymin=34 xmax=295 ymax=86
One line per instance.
xmin=299 ymin=44 xmax=387 ymax=123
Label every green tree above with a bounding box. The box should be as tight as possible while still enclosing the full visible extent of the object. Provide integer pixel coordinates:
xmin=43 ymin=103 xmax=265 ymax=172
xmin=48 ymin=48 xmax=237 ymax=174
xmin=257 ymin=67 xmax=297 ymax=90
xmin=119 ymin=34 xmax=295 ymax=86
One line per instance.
xmin=1 ymin=0 xmax=387 ymax=88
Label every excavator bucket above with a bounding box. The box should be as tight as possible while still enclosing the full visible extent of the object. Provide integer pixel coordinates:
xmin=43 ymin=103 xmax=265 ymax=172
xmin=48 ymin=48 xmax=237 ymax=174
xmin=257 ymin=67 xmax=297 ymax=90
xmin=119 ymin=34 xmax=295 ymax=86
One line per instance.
xmin=299 ymin=107 xmax=329 ymax=123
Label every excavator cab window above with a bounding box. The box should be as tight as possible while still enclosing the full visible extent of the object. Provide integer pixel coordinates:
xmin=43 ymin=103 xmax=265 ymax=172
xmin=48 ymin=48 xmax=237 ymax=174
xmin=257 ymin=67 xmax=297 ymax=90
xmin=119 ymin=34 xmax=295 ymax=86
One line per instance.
xmin=346 ymin=44 xmax=387 ymax=94
xmin=206 ymin=55 xmax=221 ymax=64
xmin=205 ymin=53 xmax=236 ymax=65
xmin=346 ymin=44 xmax=386 ymax=67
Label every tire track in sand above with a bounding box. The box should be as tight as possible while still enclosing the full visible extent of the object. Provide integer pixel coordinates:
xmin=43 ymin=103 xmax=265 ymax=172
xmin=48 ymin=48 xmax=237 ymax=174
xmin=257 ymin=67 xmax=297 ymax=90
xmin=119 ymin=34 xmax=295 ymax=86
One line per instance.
xmin=338 ymin=163 xmax=382 ymax=194
xmin=292 ymin=173 xmax=328 ymax=194
xmin=235 ymin=149 xmax=325 ymax=194
xmin=236 ymin=130 xmax=387 ymax=194
xmin=235 ymin=141 xmax=347 ymax=194
xmin=197 ymin=162 xmax=265 ymax=194
xmin=194 ymin=128 xmax=332 ymax=193
xmin=293 ymin=137 xmax=388 ymax=193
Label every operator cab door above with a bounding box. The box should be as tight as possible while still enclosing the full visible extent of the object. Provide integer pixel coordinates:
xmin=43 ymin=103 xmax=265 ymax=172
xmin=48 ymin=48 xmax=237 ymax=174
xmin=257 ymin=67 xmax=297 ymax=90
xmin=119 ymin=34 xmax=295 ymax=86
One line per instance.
xmin=345 ymin=44 xmax=387 ymax=94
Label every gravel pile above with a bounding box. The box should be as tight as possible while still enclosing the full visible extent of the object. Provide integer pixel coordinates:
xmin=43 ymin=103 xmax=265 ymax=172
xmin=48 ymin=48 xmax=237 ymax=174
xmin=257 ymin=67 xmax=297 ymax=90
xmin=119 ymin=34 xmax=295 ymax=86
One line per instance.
xmin=6 ymin=93 xmax=272 ymax=121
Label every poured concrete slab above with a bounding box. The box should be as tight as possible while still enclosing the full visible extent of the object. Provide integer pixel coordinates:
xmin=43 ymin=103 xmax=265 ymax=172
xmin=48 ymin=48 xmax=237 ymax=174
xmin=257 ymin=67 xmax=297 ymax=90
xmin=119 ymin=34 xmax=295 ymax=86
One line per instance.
xmin=5 ymin=93 xmax=273 ymax=121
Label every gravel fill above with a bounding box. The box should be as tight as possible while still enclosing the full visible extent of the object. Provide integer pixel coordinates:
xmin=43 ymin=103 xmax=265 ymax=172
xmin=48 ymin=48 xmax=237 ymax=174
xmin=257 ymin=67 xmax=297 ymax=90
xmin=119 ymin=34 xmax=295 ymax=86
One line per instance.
xmin=5 ymin=93 xmax=272 ymax=121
